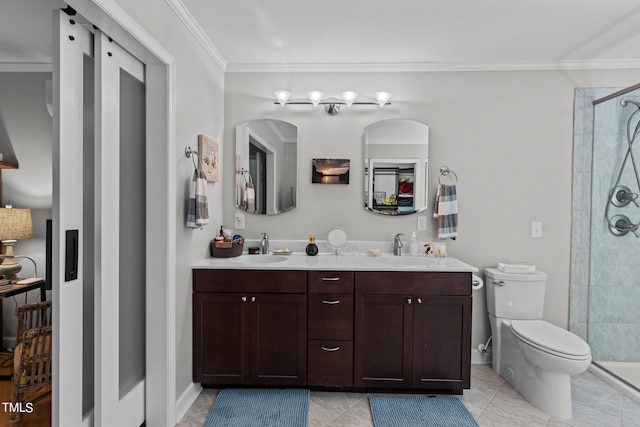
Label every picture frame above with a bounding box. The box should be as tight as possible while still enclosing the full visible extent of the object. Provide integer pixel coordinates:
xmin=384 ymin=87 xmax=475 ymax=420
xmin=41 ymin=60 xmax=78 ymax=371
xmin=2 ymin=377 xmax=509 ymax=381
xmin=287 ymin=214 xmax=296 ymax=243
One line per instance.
xmin=198 ymin=134 xmax=219 ymax=182
xmin=373 ymin=191 xmax=386 ymax=204
xmin=311 ymin=158 xmax=350 ymax=184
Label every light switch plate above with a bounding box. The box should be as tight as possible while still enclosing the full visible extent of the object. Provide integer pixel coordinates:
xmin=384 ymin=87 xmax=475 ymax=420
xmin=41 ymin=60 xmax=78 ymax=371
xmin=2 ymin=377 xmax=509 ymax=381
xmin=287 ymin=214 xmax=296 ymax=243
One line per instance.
xmin=417 ymin=215 xmax=427 ymax=231
xmin=234 ymin=212 xmax=245 ymax=230
xmin=531 ymin=221 xmax=542 ymax=238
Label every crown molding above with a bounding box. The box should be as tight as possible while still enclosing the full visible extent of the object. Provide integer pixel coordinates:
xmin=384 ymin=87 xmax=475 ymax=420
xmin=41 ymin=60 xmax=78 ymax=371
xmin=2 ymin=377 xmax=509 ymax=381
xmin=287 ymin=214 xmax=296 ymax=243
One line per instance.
xmin=165 ymin=0 xmax=227 ymax=72
xmin=225 ymin=59 xmax=640 ymax=73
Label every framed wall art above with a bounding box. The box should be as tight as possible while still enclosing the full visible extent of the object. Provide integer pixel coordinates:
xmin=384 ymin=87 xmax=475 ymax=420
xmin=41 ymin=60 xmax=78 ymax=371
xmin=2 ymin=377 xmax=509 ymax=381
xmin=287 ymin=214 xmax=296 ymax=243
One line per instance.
xmin=198 ymin=134 xmax=219 ymax=182
xmin=311 ymin=158 xmax=350 ymax=184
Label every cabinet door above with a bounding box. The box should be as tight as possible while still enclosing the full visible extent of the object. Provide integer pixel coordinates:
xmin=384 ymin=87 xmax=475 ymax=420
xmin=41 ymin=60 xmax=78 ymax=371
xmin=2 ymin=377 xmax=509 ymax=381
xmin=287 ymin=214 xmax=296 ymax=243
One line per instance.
xmin=249 ymin=293 xmax=307 ymax=386
xmin=193 ymin=293 xmax=249 ymax=384
xmin=354 ymin=294 xmax=413 ymax=388
xmin=412 ymin=296 xmax=471 ymax=390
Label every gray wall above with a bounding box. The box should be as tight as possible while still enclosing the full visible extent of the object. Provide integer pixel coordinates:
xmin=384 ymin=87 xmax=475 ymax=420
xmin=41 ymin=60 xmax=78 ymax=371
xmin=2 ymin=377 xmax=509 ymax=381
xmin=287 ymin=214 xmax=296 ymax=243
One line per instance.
xmin=0 ymin=71 xmax=52 ymax=345
xmin=223 ymin=69 xmax=640 ymax=351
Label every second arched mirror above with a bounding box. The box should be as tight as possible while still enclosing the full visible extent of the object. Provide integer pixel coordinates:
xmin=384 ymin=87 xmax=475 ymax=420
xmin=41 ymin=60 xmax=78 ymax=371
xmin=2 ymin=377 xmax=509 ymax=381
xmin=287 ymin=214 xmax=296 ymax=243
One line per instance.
xmin=235 ymin=119 xmax=298 ymax=215
xmin=364 ymin=119 xmax=429 ymax=215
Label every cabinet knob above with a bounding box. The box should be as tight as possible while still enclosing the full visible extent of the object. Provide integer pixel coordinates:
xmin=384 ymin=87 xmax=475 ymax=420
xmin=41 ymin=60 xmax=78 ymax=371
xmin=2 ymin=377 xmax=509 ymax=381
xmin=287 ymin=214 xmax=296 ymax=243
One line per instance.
xmin=321 ymin=277 xmax=340 ymax=281
xmin=321 ymin=300 xmax=341 ymax=305
xmin=417 ymin=298 xmax=422 ymax=304
xmin=321 ymin=346 xmax=340 ymax=352
xmin=407 ymin=298 xmax=412 ymax=304
xmin=251 ymin=296 xmax=256 ymax=302
xmin=241 ymin=296 xmax=247 ymax=302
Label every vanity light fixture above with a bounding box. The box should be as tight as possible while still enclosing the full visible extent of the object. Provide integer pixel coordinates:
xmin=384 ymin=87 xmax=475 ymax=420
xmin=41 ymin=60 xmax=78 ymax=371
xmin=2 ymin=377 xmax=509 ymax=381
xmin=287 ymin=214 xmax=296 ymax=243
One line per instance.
xmin=273 ymin=90 xmax=392 ymax=115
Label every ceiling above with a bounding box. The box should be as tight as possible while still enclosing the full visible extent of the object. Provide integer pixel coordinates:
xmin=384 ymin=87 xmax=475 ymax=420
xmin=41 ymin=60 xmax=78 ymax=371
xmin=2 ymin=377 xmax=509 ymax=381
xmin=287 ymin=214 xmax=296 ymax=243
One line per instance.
xmin=178 ymin=0 xmax=640 ymax=72
xmin=3 ymin=0 xmax=640 ymax=72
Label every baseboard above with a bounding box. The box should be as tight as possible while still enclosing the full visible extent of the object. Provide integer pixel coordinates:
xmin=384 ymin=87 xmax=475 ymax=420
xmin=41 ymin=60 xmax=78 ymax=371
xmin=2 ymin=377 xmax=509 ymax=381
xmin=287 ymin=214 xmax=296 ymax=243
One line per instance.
xmin=175 ymin=382 xmax=203 ymax=424
xmin=471 ymin=348 xmax=492 ymax=365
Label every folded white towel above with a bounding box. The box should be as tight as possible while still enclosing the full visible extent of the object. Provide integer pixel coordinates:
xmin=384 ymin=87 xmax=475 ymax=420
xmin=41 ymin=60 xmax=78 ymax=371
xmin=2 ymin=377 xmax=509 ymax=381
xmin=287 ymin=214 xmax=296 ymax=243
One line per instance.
xmin=497 ymin=263 xmax=536 ymax=274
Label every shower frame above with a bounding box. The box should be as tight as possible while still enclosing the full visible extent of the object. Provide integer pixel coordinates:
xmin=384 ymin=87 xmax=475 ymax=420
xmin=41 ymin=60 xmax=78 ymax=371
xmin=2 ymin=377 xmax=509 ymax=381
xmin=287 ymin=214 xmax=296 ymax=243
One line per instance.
xmin=571 ymin=84 xmax=640 ymax=396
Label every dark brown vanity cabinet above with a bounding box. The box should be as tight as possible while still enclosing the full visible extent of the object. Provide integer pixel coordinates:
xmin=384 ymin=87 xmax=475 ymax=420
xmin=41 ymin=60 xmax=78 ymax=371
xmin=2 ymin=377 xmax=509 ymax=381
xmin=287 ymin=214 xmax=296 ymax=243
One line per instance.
xmin=354 ymin=272 xmax=472 ymax=392
xmin=307 ymin=271 xmax=354 ymax=387
xmin=193 ymin=270 xmax=307 ymax=386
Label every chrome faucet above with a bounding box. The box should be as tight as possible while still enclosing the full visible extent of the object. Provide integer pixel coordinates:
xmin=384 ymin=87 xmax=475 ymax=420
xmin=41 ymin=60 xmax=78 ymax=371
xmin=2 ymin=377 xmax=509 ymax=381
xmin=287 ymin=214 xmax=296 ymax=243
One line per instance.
xmin=260 ymin=232 xmax=269 ymax=254
xmin=393 ymin=233 xmax=404 ymax=256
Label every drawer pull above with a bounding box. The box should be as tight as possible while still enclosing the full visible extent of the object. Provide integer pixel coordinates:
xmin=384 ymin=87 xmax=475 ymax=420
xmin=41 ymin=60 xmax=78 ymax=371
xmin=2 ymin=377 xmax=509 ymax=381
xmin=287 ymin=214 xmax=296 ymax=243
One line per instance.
xmin=321 ymin=277 xmax=340 ymax=281
xmin=321 ymin=300 xmax=341 ymax=305
xmin=417 ymin=298 xmax=422 ymax=304
xmin=251 ymin=296 xmax=256 ymax=302
xmin=407 ymin=298 xmax=412 ymax=304
xmin=241 ymin=296 xmax=247 ymax=302
xmin=321 ymin=346 xmax=340 ymax=352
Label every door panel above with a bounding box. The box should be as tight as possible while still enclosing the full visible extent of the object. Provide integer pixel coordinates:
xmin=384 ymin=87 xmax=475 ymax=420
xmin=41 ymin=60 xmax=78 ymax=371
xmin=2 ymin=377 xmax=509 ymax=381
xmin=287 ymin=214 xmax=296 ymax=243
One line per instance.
xmin=413 ymin=296 xmax=471 ymax=389
xmin=94 ymin=30 xmax=146 ymax=427
xmin=354 ymin=294 xmax=413 ymax=388
xmin=250 ymin=294 xmax=307 ymax=385
xmin=53 ymin=10 xmax=94 ymax=427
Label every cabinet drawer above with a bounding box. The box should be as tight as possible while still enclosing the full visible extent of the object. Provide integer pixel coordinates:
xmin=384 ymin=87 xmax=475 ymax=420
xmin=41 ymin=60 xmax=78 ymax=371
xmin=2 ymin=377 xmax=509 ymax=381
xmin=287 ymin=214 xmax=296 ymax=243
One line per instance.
xmin=193 ymin=269 xmax=306 ymax=293
xmin=308 ymin=271 xmax=354 ymax=293
xmin=355 ymin=271 xmax=471 ymax=296
xmin=308 ymin=294 xmax=353 ymax=340
xmin=308 ymin=340 xmax=353 ymax=387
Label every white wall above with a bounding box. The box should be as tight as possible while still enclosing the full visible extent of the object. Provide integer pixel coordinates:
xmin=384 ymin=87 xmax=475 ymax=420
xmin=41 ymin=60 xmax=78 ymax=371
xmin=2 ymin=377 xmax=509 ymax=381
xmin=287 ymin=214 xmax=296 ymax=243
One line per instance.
xmin=223 ymin=69 xmax=640 ymax=349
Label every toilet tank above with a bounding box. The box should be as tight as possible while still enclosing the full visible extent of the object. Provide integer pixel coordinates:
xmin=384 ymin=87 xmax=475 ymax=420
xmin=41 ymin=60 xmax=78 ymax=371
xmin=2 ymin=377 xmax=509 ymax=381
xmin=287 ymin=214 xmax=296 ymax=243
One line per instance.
xmin=484 ymin=268 xmax=548 ymax=320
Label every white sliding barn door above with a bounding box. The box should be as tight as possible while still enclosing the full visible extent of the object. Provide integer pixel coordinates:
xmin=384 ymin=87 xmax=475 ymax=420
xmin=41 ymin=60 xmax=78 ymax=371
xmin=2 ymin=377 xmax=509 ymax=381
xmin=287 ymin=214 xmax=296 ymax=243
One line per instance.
xmin=54 ymin=10 xmax=146 ymax=427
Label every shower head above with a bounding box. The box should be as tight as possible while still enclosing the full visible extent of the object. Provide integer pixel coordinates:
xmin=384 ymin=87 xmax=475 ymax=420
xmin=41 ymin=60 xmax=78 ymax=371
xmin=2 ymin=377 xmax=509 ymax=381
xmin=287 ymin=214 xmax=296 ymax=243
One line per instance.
xmin=621 ymin=99 xmax=640 ymax=108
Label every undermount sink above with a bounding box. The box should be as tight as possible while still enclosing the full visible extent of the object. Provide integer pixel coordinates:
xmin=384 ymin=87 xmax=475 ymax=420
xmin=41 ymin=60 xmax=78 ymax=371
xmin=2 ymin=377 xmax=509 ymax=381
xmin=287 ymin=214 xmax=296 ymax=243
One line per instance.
xmin=229 ymin=255 xmax=288 ymax=264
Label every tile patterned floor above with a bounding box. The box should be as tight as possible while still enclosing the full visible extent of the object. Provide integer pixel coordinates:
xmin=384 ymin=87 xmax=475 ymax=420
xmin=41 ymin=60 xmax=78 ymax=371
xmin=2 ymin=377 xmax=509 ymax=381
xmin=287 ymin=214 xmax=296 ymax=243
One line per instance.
xmin=177 ymin=364 xmax=640 ymax=426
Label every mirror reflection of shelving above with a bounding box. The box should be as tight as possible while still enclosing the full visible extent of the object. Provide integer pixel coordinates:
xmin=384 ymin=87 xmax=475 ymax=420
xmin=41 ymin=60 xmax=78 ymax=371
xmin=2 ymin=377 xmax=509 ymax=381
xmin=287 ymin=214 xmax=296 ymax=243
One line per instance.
xmin=364 ymin=119 xmax=429 ymax=216
xmin=367 ymin=160 xmax=419 ymax=215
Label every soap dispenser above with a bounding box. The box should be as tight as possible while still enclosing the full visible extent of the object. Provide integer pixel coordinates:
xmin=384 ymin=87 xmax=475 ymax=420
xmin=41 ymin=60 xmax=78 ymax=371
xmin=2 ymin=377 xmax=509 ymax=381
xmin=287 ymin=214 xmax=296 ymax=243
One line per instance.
xmin=409 ymin=231 xmax=418 ymax=256
xmin=305 ymin=235 xmax=319 ymax=256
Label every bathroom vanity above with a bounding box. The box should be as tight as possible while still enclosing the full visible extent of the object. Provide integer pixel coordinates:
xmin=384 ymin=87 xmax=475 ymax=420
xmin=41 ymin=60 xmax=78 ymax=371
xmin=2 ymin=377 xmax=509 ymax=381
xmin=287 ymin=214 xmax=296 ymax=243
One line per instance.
xmin=192 ymin=254 xmax=477 ymax=394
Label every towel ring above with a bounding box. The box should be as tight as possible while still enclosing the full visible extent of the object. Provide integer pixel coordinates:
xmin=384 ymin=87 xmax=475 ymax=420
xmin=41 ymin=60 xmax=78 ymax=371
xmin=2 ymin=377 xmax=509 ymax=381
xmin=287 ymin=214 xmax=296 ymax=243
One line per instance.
xmin=438 ymin=166 xmax=458 ymax=185
xmin=185 ymin=146 xmax=199 ymax=169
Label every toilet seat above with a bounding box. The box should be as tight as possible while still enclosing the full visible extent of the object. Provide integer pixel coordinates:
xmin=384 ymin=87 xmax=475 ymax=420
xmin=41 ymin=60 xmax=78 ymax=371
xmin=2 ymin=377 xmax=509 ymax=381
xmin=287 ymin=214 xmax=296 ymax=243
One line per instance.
xmin=510 ymin=320 xmax=591 ymax=361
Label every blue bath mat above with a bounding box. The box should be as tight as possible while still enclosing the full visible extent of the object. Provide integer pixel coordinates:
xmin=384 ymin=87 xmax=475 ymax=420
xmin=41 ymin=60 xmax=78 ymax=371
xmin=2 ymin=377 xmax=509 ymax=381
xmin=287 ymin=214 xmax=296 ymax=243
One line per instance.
xmin=203 ymin=388 xmax=309 ymax=427
xmin=369 ymin=395 xmax=478 ymax=427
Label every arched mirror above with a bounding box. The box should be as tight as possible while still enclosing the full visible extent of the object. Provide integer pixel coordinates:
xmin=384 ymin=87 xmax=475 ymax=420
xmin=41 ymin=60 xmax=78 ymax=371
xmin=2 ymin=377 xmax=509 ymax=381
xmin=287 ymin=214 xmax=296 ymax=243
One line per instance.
xmin=364 ymin=119 xmax=429 ymax=215
xmin=235 ymin=119 xmax=298 ymax=215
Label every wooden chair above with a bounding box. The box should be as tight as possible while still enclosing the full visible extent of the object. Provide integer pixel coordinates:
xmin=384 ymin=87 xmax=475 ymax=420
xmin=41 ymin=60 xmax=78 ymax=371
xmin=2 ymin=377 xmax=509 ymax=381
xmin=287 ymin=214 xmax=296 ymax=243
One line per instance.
xmin=10 ymin=301 xmax=52 ymax=425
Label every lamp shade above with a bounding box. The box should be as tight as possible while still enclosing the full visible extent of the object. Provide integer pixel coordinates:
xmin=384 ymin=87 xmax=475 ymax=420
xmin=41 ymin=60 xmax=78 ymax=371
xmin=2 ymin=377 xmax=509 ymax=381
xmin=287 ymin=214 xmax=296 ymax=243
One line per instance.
xmin=0 ymin=208 xmax=33 ymax=241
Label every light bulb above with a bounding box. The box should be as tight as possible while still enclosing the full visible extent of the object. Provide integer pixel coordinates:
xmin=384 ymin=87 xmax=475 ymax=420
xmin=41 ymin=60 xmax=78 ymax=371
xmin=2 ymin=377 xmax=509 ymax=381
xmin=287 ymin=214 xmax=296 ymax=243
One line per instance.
xmin=341 ymin=91 xmax=358 ymax=108
xmin=308 ymin=91 xmax=324 ymax=107
xmin=274 ymin=90 xmax=291 ymax=106
xmin=375 ymin=91 xmax=392 ymax=108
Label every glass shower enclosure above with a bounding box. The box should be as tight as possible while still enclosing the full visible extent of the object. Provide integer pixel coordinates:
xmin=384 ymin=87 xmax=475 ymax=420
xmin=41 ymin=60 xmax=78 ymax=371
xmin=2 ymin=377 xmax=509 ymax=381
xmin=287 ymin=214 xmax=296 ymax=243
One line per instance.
xmin=573 ymin=84 xmax=640 ymax=392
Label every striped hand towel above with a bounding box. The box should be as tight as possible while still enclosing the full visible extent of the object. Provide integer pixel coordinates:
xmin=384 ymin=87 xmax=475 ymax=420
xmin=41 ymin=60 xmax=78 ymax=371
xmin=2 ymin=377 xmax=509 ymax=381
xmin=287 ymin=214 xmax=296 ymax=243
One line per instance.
xmin=187 ymin=169 xmax=209 ymax=229
xmin=433 ymin=184 xmax=458 ymax=239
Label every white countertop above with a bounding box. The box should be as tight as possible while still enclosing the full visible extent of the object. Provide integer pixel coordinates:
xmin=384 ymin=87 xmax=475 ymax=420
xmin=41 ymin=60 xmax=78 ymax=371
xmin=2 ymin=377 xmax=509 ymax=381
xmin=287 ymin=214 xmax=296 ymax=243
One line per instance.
xmin=192 ymin=252 xmax=478 ymax=272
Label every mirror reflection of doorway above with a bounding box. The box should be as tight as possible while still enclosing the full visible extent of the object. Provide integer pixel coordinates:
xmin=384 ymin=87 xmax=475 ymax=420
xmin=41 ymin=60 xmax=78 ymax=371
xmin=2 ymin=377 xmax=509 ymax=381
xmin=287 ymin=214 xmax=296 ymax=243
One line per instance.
xmin=249 ymin=142 xmax=267 ymax=214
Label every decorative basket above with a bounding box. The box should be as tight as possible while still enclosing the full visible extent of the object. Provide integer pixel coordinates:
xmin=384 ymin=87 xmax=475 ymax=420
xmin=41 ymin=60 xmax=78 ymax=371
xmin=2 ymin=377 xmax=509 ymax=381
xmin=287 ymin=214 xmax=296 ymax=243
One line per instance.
xmin=210 ymin=238 xmax=244 ymax=258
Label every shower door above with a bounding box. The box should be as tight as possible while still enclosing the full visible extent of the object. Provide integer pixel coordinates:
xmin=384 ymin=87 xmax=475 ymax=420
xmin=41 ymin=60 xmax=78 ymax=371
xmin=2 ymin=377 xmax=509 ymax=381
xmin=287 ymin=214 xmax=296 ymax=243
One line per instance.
xmin=590 ymin=85 xmax=640 ymax=389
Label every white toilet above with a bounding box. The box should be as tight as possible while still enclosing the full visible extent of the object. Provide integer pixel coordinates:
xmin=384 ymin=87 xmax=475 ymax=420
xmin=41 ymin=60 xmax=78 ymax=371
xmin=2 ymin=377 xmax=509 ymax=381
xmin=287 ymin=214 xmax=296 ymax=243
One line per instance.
xmin=485 ymin=268 xmax=591 ymax=420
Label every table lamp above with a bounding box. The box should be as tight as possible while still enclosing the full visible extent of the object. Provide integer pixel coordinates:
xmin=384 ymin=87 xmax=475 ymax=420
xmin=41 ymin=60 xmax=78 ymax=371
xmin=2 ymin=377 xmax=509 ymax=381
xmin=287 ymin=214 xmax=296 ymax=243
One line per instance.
xmin=0 ymin=207 xmax=33 ymax=280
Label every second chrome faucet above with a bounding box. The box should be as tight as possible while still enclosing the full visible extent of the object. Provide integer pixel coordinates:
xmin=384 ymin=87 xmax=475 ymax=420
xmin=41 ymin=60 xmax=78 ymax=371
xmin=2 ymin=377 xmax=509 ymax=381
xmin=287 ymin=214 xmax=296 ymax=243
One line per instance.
xmin=393 ymin=233 xmax=404 ymax=256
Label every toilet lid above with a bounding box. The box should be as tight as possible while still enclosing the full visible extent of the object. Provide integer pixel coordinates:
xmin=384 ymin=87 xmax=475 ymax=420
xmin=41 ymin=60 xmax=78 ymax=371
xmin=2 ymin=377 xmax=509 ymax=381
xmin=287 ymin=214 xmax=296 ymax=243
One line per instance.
xmin=511 ymin=320 xmax=591 ymax=358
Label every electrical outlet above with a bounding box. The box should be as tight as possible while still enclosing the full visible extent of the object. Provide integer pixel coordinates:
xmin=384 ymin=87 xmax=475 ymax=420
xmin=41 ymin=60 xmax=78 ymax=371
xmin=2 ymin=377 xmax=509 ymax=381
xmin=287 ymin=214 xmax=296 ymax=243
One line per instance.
xmin=417 ymin=215 xmax=427 ymax=231
xmin=531 ymin=221 xmax=542 ymax=238
xmin=234 ymin=212 xmax=245 ymax=230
